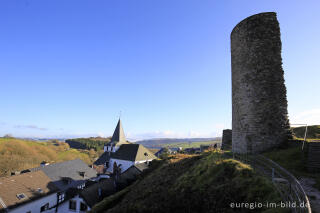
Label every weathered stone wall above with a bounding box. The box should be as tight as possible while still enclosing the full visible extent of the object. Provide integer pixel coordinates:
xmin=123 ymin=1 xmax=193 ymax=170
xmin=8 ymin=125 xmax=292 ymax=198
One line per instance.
xmin=306 ymin=142 xmax=320 ymax=172
xmin=221 ymin=129 xmax=232 ymax=150
xmin=231 ymin=12 xmax=290 ymax=154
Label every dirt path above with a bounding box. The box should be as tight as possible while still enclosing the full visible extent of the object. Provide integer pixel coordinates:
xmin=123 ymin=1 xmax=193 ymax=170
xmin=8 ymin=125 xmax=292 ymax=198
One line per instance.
xmin=300 ymin=177 xmax=320 ymax=213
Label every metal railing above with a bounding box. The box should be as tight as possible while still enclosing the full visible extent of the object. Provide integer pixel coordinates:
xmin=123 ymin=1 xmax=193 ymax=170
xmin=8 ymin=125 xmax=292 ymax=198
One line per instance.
xmin=222 ymin=145 xmax=311 ymax=213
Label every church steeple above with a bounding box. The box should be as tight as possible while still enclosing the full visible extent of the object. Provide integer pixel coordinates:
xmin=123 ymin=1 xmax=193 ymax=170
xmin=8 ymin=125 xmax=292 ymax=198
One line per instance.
xmin=104 ymin=119 xmax=130 ymax=153
xmin=111 ymin=119 xmax=126 ymax=144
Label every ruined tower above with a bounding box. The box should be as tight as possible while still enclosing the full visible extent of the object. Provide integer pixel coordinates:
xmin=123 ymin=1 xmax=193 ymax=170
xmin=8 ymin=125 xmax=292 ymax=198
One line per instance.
xmin=221 ymin=129 xmax=232 ymax=150
xmin=231 ymin=12 xmax=290 ymax=154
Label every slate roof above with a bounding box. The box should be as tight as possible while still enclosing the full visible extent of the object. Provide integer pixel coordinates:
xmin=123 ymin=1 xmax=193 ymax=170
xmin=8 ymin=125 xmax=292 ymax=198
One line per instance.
xmin=79 ymin=163 xmax=149 ymax=208
xmin=30 ymin=159 xmax=97 ymax=190
xmin=0 ymin=171 xmax=59 ymax=210
xmin=94 ymin=151 xmax=113 ymax=166
xmin=79 ymin=179 xmax=115 ymax=208
xmin=109 ymin=119 xmax=130 ymax=146
xmin=112 ymin=144 xmax=157 ymax=161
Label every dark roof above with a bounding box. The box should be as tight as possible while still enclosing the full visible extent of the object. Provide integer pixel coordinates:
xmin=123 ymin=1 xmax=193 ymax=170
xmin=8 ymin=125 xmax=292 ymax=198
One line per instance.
xmin=0 ymin=171 xmax=59 ymax=210
xmin=112 ymin=144 xmax=157 ymax=161
xmin=30 ymin=159 xmax=97 ymax=190
xmin=94 ymin=152 xmax=113 ymax=166
xmin=117 ymin=166 xmax=141 ymax=182
xmin=80 ymin=179 xmax=116 ymax=207
xmin=155 ymin=147 xmax=178 ymax=156
xmin=74 ymin=164 xmax=150 ymax=208
xmin=109 ymin=119 xmax=129 ymax=146
xmin=79 ymin=164 xmax=148 ymax=207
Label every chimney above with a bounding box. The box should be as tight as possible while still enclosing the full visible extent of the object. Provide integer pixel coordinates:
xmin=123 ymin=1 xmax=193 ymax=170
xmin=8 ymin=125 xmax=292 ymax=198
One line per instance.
xmin=40 ymin=161 xmax=49 ymax=167
xmin=11 ymin=171 xmax=20 ymax=176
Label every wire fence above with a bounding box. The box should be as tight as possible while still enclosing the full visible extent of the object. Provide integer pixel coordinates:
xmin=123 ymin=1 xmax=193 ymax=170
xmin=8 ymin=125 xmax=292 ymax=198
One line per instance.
xmin=222 ymin=144 xmax=311 ymax=213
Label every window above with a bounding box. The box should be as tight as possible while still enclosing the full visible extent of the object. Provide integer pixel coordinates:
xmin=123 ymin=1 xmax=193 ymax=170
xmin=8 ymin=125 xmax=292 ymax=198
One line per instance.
xmin=40 ymin=203 xmax=49 ymax=212
xmin=80 ymin=202 xmax=88 ymax=211
xmin=69 ymin=200 xmax=76 ymax=211
xmin=77 ymin=183 xmax=85 ymax=189
xmin=16 ymin=193 xmax=26 ymax=200
xmin=58 ymin=193 xmax=65 ymax=203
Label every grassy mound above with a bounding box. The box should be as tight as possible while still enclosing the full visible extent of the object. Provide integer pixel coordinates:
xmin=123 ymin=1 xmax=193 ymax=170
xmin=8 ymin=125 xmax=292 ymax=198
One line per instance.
xmin=91 ymin=152 xmax=286 ymax=213
xmin=292 ymin=125 xmax=320 ymax=139
xmin=0 ymin=138 xmax=95 ymax=177
xmin=264 ymin=143 xmax=320 ymax=191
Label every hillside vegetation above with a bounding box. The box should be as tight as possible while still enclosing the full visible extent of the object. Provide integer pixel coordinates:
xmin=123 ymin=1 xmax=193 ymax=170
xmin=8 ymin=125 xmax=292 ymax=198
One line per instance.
xmin=135 ymin=137 xmax=221 ymax=148
xmin=65 ymin=137 xmax=111 ymax=151
xmin=263 ymin=140 xmax=320 ymax=190
xmin=292 ymin=125 xmax=320 ymax=139
xmin=91 ymin=151 xmax=287 ymax=213
xmin=0 ymin=138 xmax=97 ymax=177
xmin=163 ymin=140 xmax=221 ymax=149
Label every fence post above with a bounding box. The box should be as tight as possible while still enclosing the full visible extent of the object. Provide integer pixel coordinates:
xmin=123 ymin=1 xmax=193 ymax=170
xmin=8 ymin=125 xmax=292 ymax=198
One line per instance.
xmin=272 ymin=168 xmax=274 ymax=182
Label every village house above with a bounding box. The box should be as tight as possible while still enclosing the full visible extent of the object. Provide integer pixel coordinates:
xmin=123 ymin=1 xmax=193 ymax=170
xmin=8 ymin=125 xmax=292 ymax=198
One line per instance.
xmin=0 ymin=159 xmax=97 ymax=213
xmin=62 ymin=162 xmax=150 ymax=211
xmin=29 ymin=159 xmax=98 ymax=213
xmin=94 ymin=119 xmax=157 ymax=174
xmin=0 ymin=120 xmax=155 ymax=213
xmin=0 ymin=170 xmax=59 ymax=213
xmin=29 ymin=159 xmax=97 ymax=191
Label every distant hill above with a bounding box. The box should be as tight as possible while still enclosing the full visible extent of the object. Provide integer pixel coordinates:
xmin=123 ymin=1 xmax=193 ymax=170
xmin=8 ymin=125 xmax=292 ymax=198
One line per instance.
xmin=91 ymin=152 xmax=283 ymax=213
xmin=292 ymin=125 xmax=320 ymax=139
xmin=0 ymin=137 xmax=96 ymax=177
xmin=134 ymin=137 xmax=221 ymax=148
xmin=65 ymin=137 xmax=111 ymax=151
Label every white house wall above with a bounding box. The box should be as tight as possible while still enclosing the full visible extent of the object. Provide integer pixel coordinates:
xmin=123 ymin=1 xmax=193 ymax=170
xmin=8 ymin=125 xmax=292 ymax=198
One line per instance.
xmin=8 ymin=193 xmax=57 ymax=213
xmin=104 ymin=145 xmax=120 ymax=153
xmin=56 ymin=195 xmax=90 ymax=213
xmin=135 ymin=160 xmax=152 ymax=164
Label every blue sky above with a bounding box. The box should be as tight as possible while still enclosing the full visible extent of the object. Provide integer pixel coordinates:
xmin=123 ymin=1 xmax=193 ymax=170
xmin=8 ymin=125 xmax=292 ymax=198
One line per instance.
xmin=0 ymin=0 xmax=319 ymax=140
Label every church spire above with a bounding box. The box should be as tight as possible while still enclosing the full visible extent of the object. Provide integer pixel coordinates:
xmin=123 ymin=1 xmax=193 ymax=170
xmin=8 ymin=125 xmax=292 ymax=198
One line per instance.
xmin=111 ymin=119 xmax=126 ymax=144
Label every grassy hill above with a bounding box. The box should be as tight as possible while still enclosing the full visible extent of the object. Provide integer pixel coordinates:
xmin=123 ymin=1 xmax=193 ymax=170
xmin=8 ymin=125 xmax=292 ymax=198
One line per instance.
xmin=292 ymin=125 xmax=320 ymax=139
xmin=263 ymin=140 xmax=320 ymax=190
xmin=0 ymin=137 xmax=97 ymax=177
xmin=91 ymin=151 xmax=287 ymax=213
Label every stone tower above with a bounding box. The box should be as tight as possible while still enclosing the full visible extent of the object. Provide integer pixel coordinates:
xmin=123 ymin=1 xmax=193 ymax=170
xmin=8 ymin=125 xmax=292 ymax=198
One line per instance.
xmin=231 ymin=12 xmax=290 ymax=154
xmin=221 ymin=129 xmax=232 ymax=150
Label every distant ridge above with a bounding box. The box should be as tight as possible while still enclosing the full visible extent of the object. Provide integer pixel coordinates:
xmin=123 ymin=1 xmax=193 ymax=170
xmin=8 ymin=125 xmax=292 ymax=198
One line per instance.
xmin=134 ymin=137 xmax=221 ymax=148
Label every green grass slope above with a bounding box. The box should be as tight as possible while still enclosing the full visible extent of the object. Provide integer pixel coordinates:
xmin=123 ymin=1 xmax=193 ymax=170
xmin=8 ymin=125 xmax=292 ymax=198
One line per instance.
xmin=0 ymin=138 xmax=95 ymax=177
xmin=91 ymin=152 xmax=287 ymax=213
xmin=263 ymin=141 xmax=320 ymax=191
xmin=292 ymin=125 xmax=320 ymax=139
xmin=164 ymin=140 xmax=221 ymax=149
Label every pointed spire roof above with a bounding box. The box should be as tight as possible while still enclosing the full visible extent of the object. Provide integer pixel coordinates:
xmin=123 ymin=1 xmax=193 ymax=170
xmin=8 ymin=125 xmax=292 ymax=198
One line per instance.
xmin=110 ymin=119 xmax=128 ymax=146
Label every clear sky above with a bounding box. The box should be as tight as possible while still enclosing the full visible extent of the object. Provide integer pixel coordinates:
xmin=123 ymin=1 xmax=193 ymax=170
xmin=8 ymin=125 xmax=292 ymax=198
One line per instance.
xmin=0 ymin=0 xmax=319 ymax=140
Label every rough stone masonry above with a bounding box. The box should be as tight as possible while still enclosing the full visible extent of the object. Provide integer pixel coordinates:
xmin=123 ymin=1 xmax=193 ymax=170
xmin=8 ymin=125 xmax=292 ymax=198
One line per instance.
xmin=231 ymin=12 xmax=291 ymax=154
xmin=221 ymin=129 xmax=232 ymax=150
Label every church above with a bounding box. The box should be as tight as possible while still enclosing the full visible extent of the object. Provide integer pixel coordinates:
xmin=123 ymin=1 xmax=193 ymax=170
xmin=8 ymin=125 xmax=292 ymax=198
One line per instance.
xmin=94 ymin=119 xmax=157 ymax=174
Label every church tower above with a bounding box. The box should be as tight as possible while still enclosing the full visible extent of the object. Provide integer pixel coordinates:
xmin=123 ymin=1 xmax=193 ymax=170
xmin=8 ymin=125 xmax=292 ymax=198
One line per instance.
xmin=104 ymin=119 xmax=130 ymax=153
